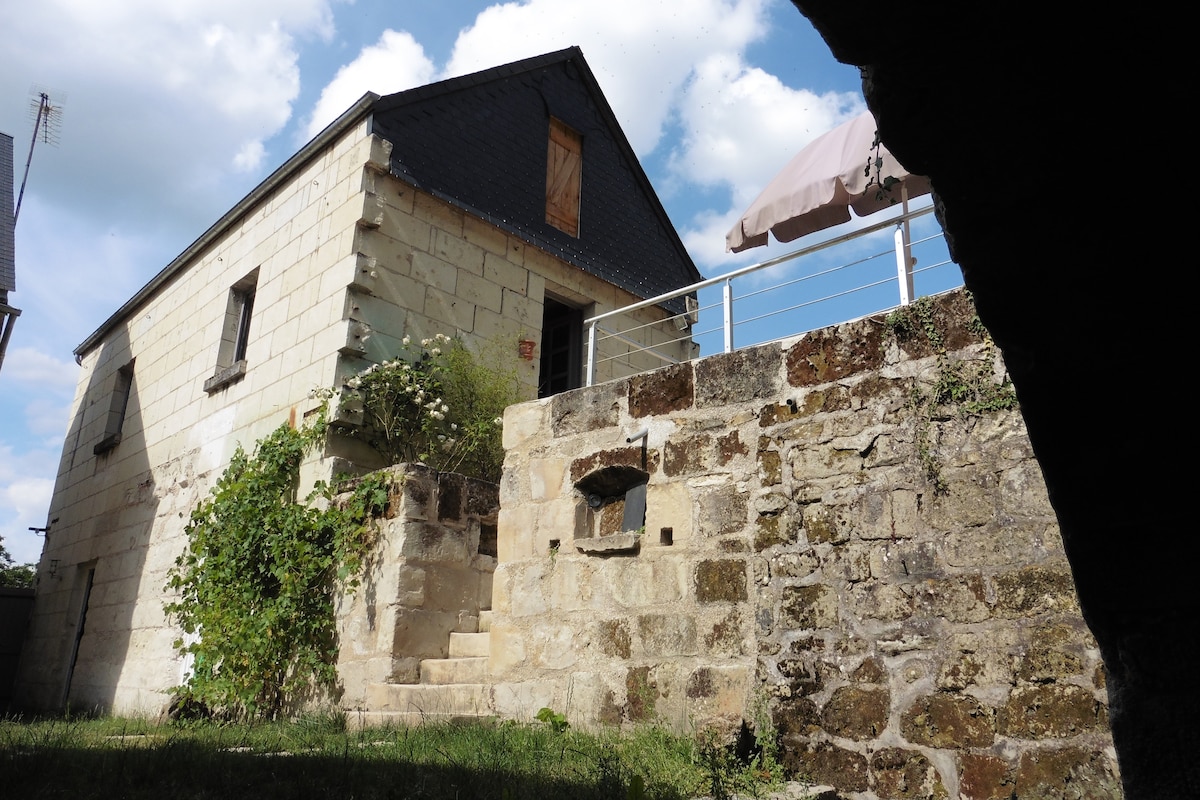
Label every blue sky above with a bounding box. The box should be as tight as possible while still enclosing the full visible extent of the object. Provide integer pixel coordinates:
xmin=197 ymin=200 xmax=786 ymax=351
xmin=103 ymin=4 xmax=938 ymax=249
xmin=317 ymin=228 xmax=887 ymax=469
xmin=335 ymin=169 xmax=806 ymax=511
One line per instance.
xmin=0 ymin=0 xmax=954 ymax=566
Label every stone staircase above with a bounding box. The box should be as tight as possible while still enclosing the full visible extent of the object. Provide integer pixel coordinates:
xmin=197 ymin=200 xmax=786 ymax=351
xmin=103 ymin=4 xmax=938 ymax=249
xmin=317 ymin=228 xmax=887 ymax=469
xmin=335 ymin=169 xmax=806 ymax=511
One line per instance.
xmin=356 ymin=611 xmax=494 ymax=727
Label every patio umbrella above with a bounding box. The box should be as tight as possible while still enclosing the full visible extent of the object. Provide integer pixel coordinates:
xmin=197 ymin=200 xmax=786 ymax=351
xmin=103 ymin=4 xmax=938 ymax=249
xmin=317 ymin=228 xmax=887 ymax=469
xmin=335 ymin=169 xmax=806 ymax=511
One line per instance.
xmin=726 ymin=110 xmax=931 ymax=253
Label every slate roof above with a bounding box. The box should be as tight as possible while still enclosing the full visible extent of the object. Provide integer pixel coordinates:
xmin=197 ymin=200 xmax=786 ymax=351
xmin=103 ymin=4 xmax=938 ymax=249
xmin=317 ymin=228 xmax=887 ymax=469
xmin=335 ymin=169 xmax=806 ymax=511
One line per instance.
xmin=1 ymin=132 xmax=15 ymax=295
xmin=370 ymin=47 xmax=702 ymax=314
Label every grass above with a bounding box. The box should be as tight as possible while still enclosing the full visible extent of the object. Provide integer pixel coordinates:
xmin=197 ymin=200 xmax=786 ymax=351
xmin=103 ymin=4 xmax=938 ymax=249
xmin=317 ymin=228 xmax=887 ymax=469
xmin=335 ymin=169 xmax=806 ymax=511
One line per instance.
xmin=0 ymin=712 xmax=786 ymax=799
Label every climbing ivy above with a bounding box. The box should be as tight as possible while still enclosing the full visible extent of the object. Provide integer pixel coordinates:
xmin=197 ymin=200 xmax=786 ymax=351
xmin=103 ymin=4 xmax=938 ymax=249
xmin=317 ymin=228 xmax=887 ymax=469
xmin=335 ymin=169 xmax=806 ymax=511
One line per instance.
xmin=164 ymin=409 xmax=389 ymax=720
xmin=885 ymin=294 xmax=1018 ymax=493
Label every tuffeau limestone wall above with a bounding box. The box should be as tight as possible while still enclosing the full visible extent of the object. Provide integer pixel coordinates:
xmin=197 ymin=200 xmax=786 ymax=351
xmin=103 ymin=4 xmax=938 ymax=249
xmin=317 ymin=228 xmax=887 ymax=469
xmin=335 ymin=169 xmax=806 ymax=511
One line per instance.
xmin=490 ymin=290 xmax=1121 ymax=799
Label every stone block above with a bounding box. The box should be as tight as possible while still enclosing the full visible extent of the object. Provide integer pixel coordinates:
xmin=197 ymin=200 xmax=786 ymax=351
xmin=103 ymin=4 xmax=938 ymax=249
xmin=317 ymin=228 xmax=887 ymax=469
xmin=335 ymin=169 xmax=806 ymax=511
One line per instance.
xmin=1014 ymin=746 xmax=1121 ymax=798
xmin=781 ymin=584 xmax=838 ymax=629
xmin=786 ymin=323 xmax=884 ymax=387
xmin=912 ymin=575 xmax=991 ymax=623
xmin=628 ymin=362 xmax=694 ymax=418
xmin=663 ymin=433 xmax=709 ymax=477
xmin=998 ymin=684 xmax=1105 ymax=739
xmin=569 ymin=447 xmax=653 ymax=484
xmin=462 ymin=215 xmax=509 ymax=256
xmin=644 ymin=481 xmax=692 ymax=546
xmin=547 ymin=558 xmax=597 ymax=612
xmin=959 ymin=753 xmax=1015 ymax=800
xmin=695 ymin=560 xmax=747 ymax=603
xmin=779 ymin=740 xmax=868 ymax=792
xmin=497 ymin=504 xmax=534 ymax=562
xmin=529 ymin=457 xmax=565 ymax=500
xmin=936 ymin=649 xmax=1013 ymax=692
xmin=455 ymin=269 xmax=503 ymax=312
xmin=901 ymin=693 xmax=995 ymax=748
xmin=694 ymin=345 xmax=781 ymax=407
xmin=848 ymin=581 xmax=914 ymax=622
xmin=483 ymin=252 xmax=528 ymax=293
xmin=608 ymin=557 xmax=686 ymax=607
xmin=431 ymin=227 xmax=485 ymax=275
xmin=754 ymin=509 xmax=799 ymax=551
xmin=502 ymin=399 xmax=548 ymax=451
xmin=869 ymin=747 xmax=949 ymax=800
xmin=771 ymin=549 xmax=821 ymax=580
xmin=595 ymin=619 xmax=631 ymax=659
xmin=487 ymin=622 xmax=528 ymax=677
xmin=552 ymin=380 xmax=625 ymax=436
xmin=803 ymin=505 xmax=849 ymax=545
xmin=696 ymin=487 xmax=747 ymax=538
xmin=400 ymin=522 xmax=468 ymax=563
xmin=531 ymin=622 xmax=579 ymax=670
xmin=820 ymin=685 xmax=889 ymax=740
xmin=701 ymin=609 xmax=747 ymax=656
xmin=636 ymin=614 xmax=698 ymax=657
xmin=685 ymin=665 xmax=749 ymax=722
xmin=992 ymin=566 xmax=1080 ymax=618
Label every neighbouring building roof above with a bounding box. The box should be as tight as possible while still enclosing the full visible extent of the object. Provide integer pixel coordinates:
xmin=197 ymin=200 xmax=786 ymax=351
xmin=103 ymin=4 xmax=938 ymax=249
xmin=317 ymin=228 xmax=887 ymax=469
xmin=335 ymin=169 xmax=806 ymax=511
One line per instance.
xmin=1 ymin=132 xmax=15 ymax=296
xmin=75 ymin=47 xmax=700 ymax=357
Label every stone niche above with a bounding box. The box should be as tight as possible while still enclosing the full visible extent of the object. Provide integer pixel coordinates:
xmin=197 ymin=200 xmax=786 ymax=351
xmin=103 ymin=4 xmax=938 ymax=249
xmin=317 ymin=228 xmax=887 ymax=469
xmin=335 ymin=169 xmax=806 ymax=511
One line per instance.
xmin=573 ymin=464 xmax=648 ymax=554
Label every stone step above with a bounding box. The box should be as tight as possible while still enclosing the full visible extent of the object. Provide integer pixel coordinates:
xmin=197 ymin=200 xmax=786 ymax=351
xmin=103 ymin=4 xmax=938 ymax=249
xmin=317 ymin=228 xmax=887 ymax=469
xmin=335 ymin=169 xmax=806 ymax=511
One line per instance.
xmin=478 ymin=610 xmax=492 ymax=632
xmin=448 ymin=631 xmax=490 ymax=658
xmin=365 ymin=682 xmax=491 ymax=718
xmin=421 ymin=656 xmax=489 ymax=685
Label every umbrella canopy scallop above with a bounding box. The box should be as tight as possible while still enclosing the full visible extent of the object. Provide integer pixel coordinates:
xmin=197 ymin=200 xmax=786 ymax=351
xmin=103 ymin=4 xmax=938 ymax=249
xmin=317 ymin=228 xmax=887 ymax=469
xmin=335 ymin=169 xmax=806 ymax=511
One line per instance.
xmin=726 ymin=110 xmax=931 ymax=253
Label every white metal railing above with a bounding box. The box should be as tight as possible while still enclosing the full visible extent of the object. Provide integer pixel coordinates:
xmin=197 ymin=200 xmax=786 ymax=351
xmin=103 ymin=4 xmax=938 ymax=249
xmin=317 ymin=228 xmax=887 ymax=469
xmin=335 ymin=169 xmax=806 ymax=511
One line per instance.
xmin=584 ymin=204 xmax=960 ymax=386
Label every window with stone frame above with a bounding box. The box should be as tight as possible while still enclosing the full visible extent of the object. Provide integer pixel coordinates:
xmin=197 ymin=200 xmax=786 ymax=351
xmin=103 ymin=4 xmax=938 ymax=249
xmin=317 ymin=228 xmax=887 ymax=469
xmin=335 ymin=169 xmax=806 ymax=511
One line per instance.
xmin=94 ymin=359 xmax=134 ymax=454
xmin=204 ymin=268 xmax=258 ymax=393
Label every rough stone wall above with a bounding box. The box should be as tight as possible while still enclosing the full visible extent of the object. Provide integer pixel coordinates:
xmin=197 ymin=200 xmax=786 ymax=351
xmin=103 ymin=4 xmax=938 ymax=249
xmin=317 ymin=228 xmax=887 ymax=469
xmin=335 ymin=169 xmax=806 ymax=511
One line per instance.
xmin=495 ymin=290 xmax=1120 ymax=798
xmin=336 ymin=464 xmax=497 ymax=709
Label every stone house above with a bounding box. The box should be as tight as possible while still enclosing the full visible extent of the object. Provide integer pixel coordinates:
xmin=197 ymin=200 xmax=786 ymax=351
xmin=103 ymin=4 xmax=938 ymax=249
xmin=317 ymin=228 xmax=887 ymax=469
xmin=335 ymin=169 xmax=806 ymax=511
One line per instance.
xmin=15 ymin=47 xmax=701 ymax=714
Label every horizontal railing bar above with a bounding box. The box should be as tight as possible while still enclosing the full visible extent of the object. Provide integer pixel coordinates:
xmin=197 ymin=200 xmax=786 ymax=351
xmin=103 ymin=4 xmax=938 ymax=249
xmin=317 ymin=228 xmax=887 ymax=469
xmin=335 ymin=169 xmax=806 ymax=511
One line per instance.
xmin=736 ymin=274 xmax=899 ymax=328
xmin=592 ymin=324 xmax=683 ymax=367
xmin=584 ymin=204 xmax=936 ymax=326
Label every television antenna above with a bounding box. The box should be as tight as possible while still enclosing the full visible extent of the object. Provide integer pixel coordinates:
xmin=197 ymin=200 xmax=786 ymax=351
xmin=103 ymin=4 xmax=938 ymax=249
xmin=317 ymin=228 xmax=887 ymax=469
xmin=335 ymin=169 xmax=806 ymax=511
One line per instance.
xmin=14 ymin=85 xmax=66 ymax=226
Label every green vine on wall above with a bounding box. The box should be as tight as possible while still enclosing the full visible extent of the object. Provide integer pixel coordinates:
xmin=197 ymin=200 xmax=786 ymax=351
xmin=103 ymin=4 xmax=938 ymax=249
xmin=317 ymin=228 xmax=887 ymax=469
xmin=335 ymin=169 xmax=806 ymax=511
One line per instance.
xmin=164 ymin=408 xmax=389 ymax=720
xmin=885 ymin=295 xmax=1018 ymax=493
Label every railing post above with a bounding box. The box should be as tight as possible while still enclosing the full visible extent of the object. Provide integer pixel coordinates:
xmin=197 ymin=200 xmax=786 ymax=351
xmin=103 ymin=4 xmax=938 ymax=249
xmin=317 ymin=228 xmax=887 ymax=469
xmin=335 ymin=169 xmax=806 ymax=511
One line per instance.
xmin=722 ymin=278 xmax=734 ymax=353
xmin=894 ymin=223 xmax=915 ymax=306
xmin=585 ymin=320 xmax=597 ymax=386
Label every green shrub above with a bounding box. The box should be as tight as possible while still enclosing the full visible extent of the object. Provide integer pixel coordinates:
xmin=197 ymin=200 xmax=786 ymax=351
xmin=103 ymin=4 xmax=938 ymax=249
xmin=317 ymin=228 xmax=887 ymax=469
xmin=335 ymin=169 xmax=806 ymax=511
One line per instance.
xmin=339 ymin=334 xmax=521 ymax=483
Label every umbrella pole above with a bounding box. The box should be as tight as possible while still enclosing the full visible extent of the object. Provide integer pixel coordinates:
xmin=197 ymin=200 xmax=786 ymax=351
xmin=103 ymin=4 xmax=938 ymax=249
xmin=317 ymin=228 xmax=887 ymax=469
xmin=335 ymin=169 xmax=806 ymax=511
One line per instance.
xmin=894 ymin=185 xmax=916 ymax=306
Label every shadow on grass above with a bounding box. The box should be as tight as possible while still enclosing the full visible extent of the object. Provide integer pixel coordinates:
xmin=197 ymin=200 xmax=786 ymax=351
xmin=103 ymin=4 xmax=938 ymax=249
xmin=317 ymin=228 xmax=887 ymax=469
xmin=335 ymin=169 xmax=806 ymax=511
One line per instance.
xmin=2 ymin=720 xmax=699 ymax=800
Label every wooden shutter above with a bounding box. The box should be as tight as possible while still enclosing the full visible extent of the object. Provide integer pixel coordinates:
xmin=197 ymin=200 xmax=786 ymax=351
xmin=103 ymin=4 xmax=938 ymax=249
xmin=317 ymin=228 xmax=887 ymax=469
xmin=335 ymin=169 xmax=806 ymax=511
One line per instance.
xmin=546 ymin=118 xmax=582 ymax=236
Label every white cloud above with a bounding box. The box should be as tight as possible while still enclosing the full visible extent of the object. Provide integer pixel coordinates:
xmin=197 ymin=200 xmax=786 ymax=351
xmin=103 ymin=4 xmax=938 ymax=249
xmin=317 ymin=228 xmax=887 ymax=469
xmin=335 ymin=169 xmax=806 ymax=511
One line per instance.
xmin=668 ymin=53 xmax=862 ymax=268
xmin=233 ymin=139 xmax=268 ymax=173
xmin=443 ymin=0 xmax=771 ymax=154
xmin=302 ymin=29 xmax=436 ymax=141
xmin=0 ymin=1 xmax=338 ymax=237
xmin=0 ymin=442 xmax=59 ymax=565
xmin=1 ymin=347 xmax=78 ymax=391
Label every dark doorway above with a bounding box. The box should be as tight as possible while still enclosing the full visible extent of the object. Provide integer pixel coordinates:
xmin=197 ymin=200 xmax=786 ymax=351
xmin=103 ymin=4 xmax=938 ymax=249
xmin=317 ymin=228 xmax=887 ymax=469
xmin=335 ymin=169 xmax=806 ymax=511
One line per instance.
xmin=538 ymin=297 xmax=582 ymax=398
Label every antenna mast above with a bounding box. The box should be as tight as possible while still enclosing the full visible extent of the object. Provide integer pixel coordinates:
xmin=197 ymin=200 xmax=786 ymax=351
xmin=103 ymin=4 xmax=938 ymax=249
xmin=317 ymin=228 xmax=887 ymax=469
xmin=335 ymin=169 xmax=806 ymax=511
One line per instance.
xmin=14 ymin=87 xmax=64 ymax=226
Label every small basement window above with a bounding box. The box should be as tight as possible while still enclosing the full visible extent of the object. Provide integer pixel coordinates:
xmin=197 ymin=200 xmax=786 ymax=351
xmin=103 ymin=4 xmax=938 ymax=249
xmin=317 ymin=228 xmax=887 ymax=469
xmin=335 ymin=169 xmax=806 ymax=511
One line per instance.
xmin=545 ymin=117 xmax=582 ymax=237
xmin=205 ymin=268 xmax=258 ymax=393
